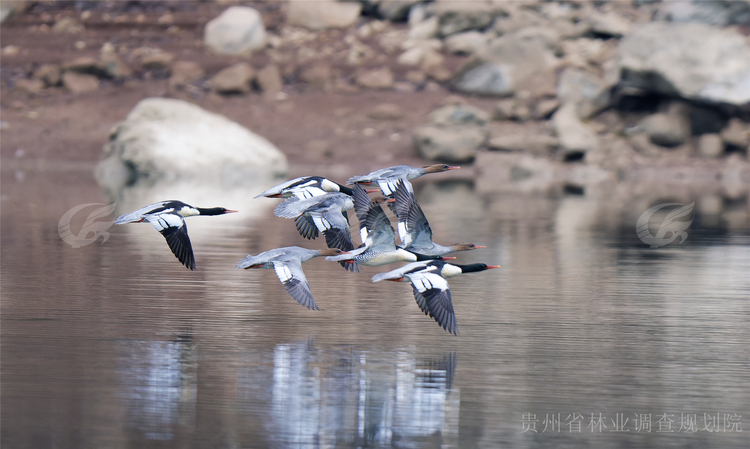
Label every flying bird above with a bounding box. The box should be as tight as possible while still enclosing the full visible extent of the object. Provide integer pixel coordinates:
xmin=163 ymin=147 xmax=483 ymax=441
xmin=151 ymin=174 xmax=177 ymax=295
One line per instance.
xmin=236 ymin=246 xmax=343 ymax=310
xmin=372 ymin=260 xmax=500 ymax=335
xmin=114 ymin=200 xmax=237 ymax=270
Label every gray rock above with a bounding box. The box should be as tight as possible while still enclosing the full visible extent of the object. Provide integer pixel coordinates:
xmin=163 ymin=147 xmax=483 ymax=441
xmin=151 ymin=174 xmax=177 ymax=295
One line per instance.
xmin=95 ymin=97 xmax=287 ymax=191
xmin=655 ymin=0 xmax=750 ymax=27
xmin=552 ymin=104 xmax=599 ymax=156
xmin=698 ymin=133 xmax=725 ymax=158
xmin=355 ymin=67 xmax=394 ymax=89
xmin=62 ymin=72 xmax=100 ymax=94
xmin=431 ymin=2 xmax=505 ymax=37
xmin=557 ymin=67 xmax=611 ymax=120
xmin=429 ymin=104 xmax=489 ymax=127
xmin=286 ymin=0 xmax=362 ymax=30
xmin=413 ymin=125 xmax=487 ymax=162
xmin=639 ymin=112 xmax=691 ymax=148
xmin=614 ymin=22 xmax=750 ymax=106
xmin=204 ymin=6 xmax=267 ymax=55
xmin=453 ymin=31 xmax=558 ymax=97
xmin=378 ymin=0 xmax=421 ymax=22
xmin=453 ymin=61 xmax=513 ymax=96
xmin=208 ymin=62 xmax=255 ymax=94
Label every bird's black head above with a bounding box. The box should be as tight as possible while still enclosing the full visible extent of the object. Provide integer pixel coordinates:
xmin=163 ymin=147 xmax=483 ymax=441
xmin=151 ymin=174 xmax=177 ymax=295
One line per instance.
xmin=457 ymin=263 xmax=500 ymax=273
xmin=197 ymin=207 xmax=238 ymax=216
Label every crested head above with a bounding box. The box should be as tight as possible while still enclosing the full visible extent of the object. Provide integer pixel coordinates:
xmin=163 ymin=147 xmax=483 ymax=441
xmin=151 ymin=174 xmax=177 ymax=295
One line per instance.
xmin=451 ymin=243 xmax=486 ymax=251
xmin=422 ymin=164 xmax=461 ymax=174
xmin=197 ymin=207 xmax=238 ymax=216
xmin=318 ymin=248 xmax=344 ymax=257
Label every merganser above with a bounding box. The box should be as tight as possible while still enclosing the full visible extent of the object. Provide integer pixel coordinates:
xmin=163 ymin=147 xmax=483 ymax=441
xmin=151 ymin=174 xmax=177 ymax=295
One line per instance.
xmin=273 ymin=193 xmax=360 ymax=272
xmin=393 ymin=180 xmax=485 ymax=257
xmin=372 ymin=260 xmax=500 ymax=334
xmin=255 ymin=176 xmax=356 ymax=200
xmin=236 ymin=247 xmax=343 ymax=310
xmin=115 ymin=200 xmax=237 ymax=270
xmin=325 ymin=185 xmax=449 ymax=267
xmin=347 ymin=164 xmax=460 ymax=196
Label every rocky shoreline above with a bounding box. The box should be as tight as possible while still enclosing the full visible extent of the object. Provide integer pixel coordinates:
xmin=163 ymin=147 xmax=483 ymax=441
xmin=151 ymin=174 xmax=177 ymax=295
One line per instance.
xmin=2 ymin=1 xmax=749 ymax=201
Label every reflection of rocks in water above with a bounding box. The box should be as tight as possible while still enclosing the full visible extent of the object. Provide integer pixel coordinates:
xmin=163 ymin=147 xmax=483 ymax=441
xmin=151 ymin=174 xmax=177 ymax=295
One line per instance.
xmin=248 ymin=342 xmax=459 ymax=448
xmin=117 ymin=335 xmax=197 ymax=442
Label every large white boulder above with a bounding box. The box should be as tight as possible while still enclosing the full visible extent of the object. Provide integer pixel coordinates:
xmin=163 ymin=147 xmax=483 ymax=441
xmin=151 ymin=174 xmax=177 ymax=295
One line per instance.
xmin=95 ymin=98 xmax=287 ymax=192
xmin=614 ymin=22 xmax=750 ymax=106
xmin=204 ymin=6 xmax=267 ymax=55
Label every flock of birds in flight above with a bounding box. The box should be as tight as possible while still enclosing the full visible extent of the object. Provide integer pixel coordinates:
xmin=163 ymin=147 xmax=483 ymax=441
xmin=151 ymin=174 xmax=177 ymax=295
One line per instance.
xmin=115 ymin=164 xmax=499 ymax=335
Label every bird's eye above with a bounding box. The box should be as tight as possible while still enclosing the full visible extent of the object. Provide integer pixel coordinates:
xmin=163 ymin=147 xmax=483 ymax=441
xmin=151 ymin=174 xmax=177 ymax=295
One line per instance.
xmin=443 ymin=164 xmax=450 ymax=169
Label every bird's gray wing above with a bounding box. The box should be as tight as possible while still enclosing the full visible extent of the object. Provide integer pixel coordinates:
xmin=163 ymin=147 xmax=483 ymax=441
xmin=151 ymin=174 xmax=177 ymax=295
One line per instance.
xmin=295 ymin=215 xmax=319 ymax=240
xmin=273 ymin=259 xmax=319 ymax=310
xmin=115 ymin=201 xmax=172 ymax=224
xmin=393 ymin=181 xmax=432 ymax=249
xmin=363 ymin=202 xmax=397 ymax=253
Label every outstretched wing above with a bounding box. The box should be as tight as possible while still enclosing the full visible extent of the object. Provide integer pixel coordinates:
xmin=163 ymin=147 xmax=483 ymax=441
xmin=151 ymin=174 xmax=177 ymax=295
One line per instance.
xmin=272 ymin=259 xmax=319 ymax=310
xmin=146 ymin=213 xmax=195 ymax=270
xmin=295 ymin=215 xmax=319 ymax=240
xmin=406 ymin=269 xmax=457 ymax=335
xmin=393 ymin=180 xmax=433 ymax=249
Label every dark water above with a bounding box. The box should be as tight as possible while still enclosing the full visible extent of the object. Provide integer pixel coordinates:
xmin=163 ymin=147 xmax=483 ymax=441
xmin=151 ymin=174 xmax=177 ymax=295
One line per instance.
xmin=2 ymin=170 xmax=749 ymax=448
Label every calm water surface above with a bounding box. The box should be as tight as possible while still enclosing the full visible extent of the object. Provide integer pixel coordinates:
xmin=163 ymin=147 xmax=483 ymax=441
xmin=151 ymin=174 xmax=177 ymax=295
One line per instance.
xmin=2 ymin=170 xmax=749 ymax=448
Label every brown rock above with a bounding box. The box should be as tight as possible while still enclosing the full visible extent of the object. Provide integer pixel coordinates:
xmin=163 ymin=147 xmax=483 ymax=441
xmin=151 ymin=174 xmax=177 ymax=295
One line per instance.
xmin=62 ymin=72 xmax=100 ymax=94
xmin=299 ymin=64 xmax=333 ymax=89
xmin=721 ymin=118 xmax=750 ymax=149
xmin=14 ymin=78 xmax=45 ymax=95
xmin=100 ymin=53 xmax=132 ymax=79
xmin=405 ymin=70 xmax=426 ymax=84
xmin=355 ymin=67 xmax=394 ymax=90
xmin=423 ymin=63 xmax=452 ymax=82
xmin=488 ymin=134 xmax=559 ymax=156
xmin=208 ymin=62 xmax=255 ymax=94
xmin=698 ymin=133 xmax=724 ymax=158
xmin=368 ymin=103 xmax=404 ymax=120
xmin=137 ymin=50 xmax=175 ymax=76
xmin=62 ymin=57 xmax=105 ymax=76
xmin=169 ymin=61 xmax=205 ymax=90
xmin=52 ymin=17 xmax=84 ymax=34
xmin=32 ymin=64 xmax=61 ymax=87
xmin=256 ymin=64 xmax=283 ymax=95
